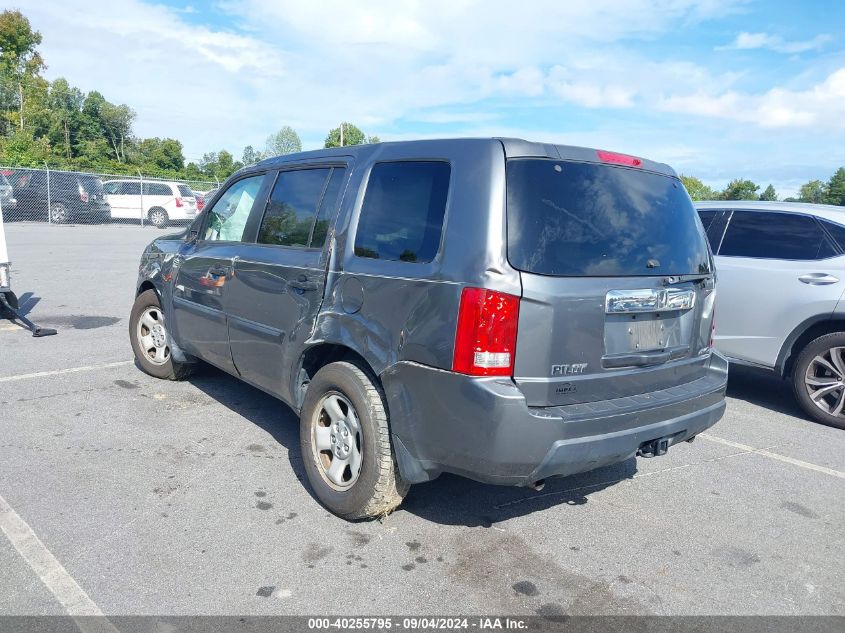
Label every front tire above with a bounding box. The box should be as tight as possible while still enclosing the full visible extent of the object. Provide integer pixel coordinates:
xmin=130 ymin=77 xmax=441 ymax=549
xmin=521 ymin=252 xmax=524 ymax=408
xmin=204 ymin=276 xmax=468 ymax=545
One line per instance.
xmin=792 ymin=332 xmax=845 ymax=430
xmin=129 ymin=289 xmax=193 ymax=380
xmin=300 ymin=361 xmax=408 ymax=520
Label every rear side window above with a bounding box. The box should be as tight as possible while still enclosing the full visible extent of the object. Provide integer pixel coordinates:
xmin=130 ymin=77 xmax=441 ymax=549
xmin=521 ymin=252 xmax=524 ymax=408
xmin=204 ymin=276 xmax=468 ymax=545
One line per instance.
xmin=507 ymin=160 xmax=711 ymax=276
xmin=258 ymin=168 xmax=331 ymax=247
xmin=720 ymin=211 xmax=832 ymax=260
xmin=143 ymin=182 xmax=171 ymax=196
xmin=120 ymin=181 xmax=141 ymax=196
xmin=311 ymin=167 xmax=347 ymax=248
xmin=354 ymin=161 xmax=450 ymax=263
xmin=820 ymin=220 xmax=845 ymax=253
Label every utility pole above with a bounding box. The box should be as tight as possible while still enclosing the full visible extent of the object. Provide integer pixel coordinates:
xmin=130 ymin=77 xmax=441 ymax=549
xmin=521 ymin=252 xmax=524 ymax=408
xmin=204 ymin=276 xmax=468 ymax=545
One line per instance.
xmin=340 ymin=122 xmax=344 ymax=147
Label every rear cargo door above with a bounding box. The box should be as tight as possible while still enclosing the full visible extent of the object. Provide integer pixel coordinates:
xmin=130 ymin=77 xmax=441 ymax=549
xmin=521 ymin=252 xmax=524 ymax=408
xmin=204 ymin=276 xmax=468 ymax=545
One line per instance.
xmin=506 ymin=156 xmax=716 ymax=407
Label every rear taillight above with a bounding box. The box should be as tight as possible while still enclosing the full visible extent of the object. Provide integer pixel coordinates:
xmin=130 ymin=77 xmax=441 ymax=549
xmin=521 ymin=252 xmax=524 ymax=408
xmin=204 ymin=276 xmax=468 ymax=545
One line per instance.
xmin=175 ymin=197 xmax=183 ymax=207
xmin=597 ymin=150 xmax=642 ymax=167
xmin=452 ymin=287 xmax=520 ymax=377
xmin=78 ymin=184 xmax=89 ymax=202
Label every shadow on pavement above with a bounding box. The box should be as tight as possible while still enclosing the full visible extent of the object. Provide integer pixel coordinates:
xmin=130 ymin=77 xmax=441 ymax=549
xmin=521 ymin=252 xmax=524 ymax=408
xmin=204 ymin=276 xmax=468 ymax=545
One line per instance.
xmin=184 ymin=364 xmax=636 ymax=526
xmin=726 ymin=363 xmax=806 ymax=419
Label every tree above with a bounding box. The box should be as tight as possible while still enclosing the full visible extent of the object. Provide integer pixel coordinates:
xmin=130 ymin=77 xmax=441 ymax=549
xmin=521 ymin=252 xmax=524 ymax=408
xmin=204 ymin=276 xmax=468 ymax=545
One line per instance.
xmin=825 ymin=168 xmax=845 ymax=206
xmin=367 ymin=135 xmax=381 ymax=144
xmin=241 ymin=144 xmax=262 ymax=166
xmin=759 ymin=184 xmax=777 ymax=201
xmin=137 ymin=137 xmax=184 ymax=172
xmin=324 ymin=122 xmax=365 ymax=148
xmin=265 ymin=125 xmax=301 ymax=156
xmin=0 ymin=10 xmax=45 ymax=134
xmin=720 ymin=179 xmax=760 ymax=201
xmin=679 ymin=175 xmax=715 ymax=201
xmin=799 ymin=180 xmax=827 ymax=204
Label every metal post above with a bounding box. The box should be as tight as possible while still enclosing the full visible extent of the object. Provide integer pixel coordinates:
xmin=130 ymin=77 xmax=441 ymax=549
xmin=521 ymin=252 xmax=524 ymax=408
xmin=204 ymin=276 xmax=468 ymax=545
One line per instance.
xmin=340 ymin=122 xmax=344 ymax=147
xmin=45 ymin=162 xmax=51 ymax=224
xmin=138 ymin=170 xmax=144 ymax=227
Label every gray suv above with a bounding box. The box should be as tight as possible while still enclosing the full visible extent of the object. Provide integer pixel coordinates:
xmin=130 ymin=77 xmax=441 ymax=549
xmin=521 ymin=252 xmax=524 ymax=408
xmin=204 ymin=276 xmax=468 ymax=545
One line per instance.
xmin=697 ymin=201 xmax=845 ymax=429
xmin=130 ymin=139 xmax=727 ymax=519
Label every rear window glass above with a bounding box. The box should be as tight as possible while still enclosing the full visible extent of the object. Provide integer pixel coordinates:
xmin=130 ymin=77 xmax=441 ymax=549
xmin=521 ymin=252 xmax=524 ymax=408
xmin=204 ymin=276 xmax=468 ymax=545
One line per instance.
xmin=354 ymin=161 xmax=450 ymax=263
xmin=177 ymin=184 xmax=193 ymax=197
xmin=506 ymin=159 xmax=712 ymax=276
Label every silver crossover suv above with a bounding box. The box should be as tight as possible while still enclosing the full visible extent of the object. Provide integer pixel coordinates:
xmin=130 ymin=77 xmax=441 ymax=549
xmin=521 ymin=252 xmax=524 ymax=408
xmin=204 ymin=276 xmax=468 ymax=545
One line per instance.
xmin=697 ymin=200 xmax=845 ymax=429
xmin=130 ymin=139 xmax=727 ymax=519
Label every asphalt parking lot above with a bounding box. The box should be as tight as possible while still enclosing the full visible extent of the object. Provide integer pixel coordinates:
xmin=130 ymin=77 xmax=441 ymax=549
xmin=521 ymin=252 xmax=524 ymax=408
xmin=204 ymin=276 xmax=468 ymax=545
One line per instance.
xmin=0 ymin=223 xmax=843 ymax=617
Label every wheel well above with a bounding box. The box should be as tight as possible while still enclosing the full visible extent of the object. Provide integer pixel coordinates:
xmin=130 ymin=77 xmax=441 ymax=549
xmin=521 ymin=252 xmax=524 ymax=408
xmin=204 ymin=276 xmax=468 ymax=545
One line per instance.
xmin=137 ymin=280 xmax=156 ymax=297
xmin=782 ymin=319 xmax=845 ymax=377
xmin=295 ymin=344 xmax=375 ymax=409
xmin=148 ymin=206 xmax=167 ymax=216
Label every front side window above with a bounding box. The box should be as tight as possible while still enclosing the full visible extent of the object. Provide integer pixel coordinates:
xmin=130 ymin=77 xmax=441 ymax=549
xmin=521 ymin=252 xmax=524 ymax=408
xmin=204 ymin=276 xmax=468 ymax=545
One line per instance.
xmin=204 ymin=175 xmax=264 ymax=242
xmin=354 ymin=161 xmax=450 ymax=263
xmin=720 ymin=211 xmax=831 ymax=260
xmin=258 ymin=168 xmax=331 ymax=247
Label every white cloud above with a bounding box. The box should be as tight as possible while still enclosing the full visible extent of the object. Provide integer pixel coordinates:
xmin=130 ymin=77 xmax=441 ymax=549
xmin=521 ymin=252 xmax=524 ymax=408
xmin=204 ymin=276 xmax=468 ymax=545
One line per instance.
xmin=658 ymin=68 xmax=845 ymax=129
xmin=720 ymin=31 xmax=831 ymax=54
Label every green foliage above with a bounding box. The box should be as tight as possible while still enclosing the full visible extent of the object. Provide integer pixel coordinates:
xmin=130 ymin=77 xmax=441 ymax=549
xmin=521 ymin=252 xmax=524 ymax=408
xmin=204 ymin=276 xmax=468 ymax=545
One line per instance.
xmin=324 ymin=122 xmax=365 ymax=148
xmin=759 ymin=184 xmax=777 ymax=201
xmin=241 ymin=145 xmax=262 ymax=166
xmin=679 ymin=175 xmax=715 ymax=201
xmin=825 ymin=168 xmax=845 ymax=206
xmin=720 ymin=179 xmax=760 ymax=201
xmin=265 ymin=125 xmax=301 ymax=156
xmin=799 ymin=180 xmax=827 ymax=204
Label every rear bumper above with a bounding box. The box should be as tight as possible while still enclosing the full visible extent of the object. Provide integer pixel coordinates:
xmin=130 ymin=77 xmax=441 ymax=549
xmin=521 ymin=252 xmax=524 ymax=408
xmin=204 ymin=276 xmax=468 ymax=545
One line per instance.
xmin=381 ymin=352 xmax=728 ymax=486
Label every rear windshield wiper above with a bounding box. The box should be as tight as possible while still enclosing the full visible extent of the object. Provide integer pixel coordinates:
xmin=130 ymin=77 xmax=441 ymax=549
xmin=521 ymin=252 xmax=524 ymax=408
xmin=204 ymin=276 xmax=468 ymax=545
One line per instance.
xmin=663 ymin=273 xmax=713 ymax=286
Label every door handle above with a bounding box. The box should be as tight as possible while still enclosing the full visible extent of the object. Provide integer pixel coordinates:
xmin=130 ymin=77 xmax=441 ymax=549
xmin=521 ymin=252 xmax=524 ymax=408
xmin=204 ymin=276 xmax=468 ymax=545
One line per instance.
xmin=798 ymin=273 xmax=839 ymax=285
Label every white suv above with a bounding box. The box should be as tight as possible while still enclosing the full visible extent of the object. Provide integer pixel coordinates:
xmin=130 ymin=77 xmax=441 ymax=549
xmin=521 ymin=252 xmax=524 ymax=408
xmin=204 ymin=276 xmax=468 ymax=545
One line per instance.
xmin=697 ymin=200 xmax=845 ymax=429
xmin=103 ymin=180 xmax=198 ymax=228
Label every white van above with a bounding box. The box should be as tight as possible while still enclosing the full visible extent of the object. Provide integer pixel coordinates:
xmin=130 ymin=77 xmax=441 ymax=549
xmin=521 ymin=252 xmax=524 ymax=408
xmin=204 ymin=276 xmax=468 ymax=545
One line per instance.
xmin=103 ymin=180 xmax=198 ymax=228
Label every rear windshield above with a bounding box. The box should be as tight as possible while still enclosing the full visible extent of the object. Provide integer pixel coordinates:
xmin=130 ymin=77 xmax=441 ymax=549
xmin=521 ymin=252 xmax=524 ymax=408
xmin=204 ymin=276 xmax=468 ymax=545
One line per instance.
xmin=177 ymin=184 xmax=193 ymax=197
xmin=78 ymin=175 xmax=104 ymax=193
xmin=506 ymin=159 xmax=712 ymax=277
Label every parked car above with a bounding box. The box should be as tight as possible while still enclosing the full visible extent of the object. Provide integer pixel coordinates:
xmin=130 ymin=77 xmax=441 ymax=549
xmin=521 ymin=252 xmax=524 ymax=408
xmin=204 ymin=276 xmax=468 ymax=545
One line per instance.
xmin=7 ymin=169 xmax=109 ymax=223
xmin=0 ymin=173 xmax=16 ymax=217
xmin=103 ymin=179 xmax=198 ymax=228
xmin=130 ymin=139 xmax=726 ymax=519
xmin=697 ymin=200 xmax=845 ymax=429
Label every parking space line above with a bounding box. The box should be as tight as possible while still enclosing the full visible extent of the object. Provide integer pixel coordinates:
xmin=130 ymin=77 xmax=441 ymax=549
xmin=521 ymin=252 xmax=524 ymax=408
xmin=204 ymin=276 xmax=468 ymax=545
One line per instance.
xmin=0 ymin=360 xmax=133 ymax=383
xmin=700 ymin=433 xmax=845 ymax=479
xmin=0 ymin=493 xmax=118 ymax=632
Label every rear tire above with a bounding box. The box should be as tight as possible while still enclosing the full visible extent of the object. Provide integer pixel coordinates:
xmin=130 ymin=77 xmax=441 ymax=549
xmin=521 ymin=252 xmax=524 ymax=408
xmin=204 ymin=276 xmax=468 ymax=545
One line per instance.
xmin=148 ymin=207 xmax=169 ymax=229
xmin=300 ymin=361 xmax=409 ymax=520
xmin=0 ymin=291 xmax=18 ymax=319
xmin=792 ymin=332 xmax=845 ymax=430
xmin=129 ymin=289 xmax=193 ymax=380
xmin=49 ymin=202 xmax=69 ymax=224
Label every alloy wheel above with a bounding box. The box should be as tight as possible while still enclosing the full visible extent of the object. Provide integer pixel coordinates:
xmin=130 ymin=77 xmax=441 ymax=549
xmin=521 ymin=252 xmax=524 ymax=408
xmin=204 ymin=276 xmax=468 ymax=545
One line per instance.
xmin=804 ymin=346 xmax=845 ymax=417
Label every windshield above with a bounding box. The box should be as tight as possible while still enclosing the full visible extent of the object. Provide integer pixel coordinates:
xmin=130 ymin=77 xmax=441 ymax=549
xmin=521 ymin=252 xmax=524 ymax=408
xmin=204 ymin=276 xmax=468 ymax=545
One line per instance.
xmin=506 ymin=159 xmax=712 ymax=277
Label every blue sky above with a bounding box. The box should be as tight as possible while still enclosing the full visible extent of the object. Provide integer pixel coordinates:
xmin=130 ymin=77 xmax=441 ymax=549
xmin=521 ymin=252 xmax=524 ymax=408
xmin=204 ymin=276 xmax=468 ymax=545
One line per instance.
xmin=20 ymin=0 xmax=845 ymax=196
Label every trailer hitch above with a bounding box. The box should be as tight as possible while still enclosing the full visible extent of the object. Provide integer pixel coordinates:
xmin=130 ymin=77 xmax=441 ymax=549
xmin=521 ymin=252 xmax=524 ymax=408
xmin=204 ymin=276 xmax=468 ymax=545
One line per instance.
xmin=637 ymin=436 xmax=670 ymax=458
xmin=0 ymin=291 xmax=57 ymax=337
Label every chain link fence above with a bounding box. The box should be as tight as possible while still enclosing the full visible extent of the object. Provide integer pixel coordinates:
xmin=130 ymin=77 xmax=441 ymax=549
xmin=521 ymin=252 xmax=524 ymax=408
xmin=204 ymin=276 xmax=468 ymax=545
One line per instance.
xmin=0 ymin=166 xmax=218 ymax=228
